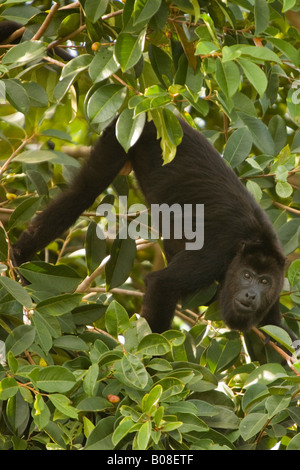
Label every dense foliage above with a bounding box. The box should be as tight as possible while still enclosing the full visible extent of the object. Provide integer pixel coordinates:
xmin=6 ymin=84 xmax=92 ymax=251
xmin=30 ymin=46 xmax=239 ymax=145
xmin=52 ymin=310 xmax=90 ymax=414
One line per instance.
xmin=0 ymin=0 xmax=300 ymax=450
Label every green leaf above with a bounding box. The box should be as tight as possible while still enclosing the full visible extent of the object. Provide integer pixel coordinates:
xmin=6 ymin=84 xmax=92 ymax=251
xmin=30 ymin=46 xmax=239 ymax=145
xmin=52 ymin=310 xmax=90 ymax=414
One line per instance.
xmin=2 ymin=79 xmax=30 ymax=114
xmin=137 ymin=420 xmax=151 ymax=450
xmin=2 ymin=41 xmax=46 ymax=67
xmin=237 ymin=58 xmax=268 ymax=97
xmin=287 ymin=433 xmax=300 ymax=450
xmin=265 ymin=395 xmax=291 ymax=419
xmin=230 ymin=44 xmax=281 ymax=63
xmin=254 ymin=0 xmax=269 ymax=35
xmin=275 ymin=165 xmax=289 ymax=183
xmin=6 ymin=392 xmax=30 ymax=436
xmin=267 ymin=37 xmax=299 ymax=67
xmin=105 ymin=237 xmax=136 ymax=290
xmin=195 ymin=41 xmax=219 ymax=55
xmin=6 ymin=325 xmax=36 ymax=356
xmin=58 ymin=13 xmax=80 ymax=37
xmin=85 ymin=221 xmax=107 ymax=275
xmin=53 ymin=335 xmax=88 ymax=352
xmin=41 ymin=129 xmax=72 ymax=142
xmin=32 ymin=312 xmax=53 ymax=354
xmin=156 ymin=377 xmax=185 ymax=402
xmin=84 ymin=416 xmax=114 ymax=450
xmin=33 ymin=394 xmax=50 ymax=430
xmin=275 ymin=181 xmax=293 ymax=198
xmin=84 ymin=0 xmax=108 ymax=22
xmin=83 ymin=363 xmax=99 ymax=396
xmin=7 ymin=351 xmax=19 ymax=374
xmin=242 ymin=383 xmax=269 ymax=413
xmin=61 ymin=54 xmax=93 ymax=79
xmin=48 ymin=394 xmax=78 ymax=419
xmin=36 ymin=366 xmax=76 ymax=393
xmin=87 ymin=84 xmax=127 ymax=125
xmin=36 ymin=293 xmax=83 ymax=317
xmin=260 ymin=325 xmax=294 ymax=352
xmin=132 ymin=0 xmax=162 ymax=26
xmin=239 ymin=113 xmax=275 ymax=155
xmin=282 ymin=0 xmax=296 ymax=12
xmin=77 ymin=397 xmax=112 ymax=412
xmin=175 ymin=412 xmax=208 ymax=433
xmin=148 ymin=44 xmax=173 ymax=87
xmin=0 ymin=277 xmax=33 ymax=309
xmin=116 ymin=353 xmax=150 ymax=390
xmin=239 ymin=412 xmax=269 ymax=441
xmin=269 ymin=115 xmax=287 ymax=154
xmin=72 ymin=304 xmax=106 ymax=326
xmin=222 ymin=45 xmax=242 ymax=62
xmin=0 ymin=377 xmax=19 ymax=400
xmin=26 ymin=171 xmax=49 ymax=197
xmin=142 ymin=384 xmax=163 ymax=413
xmin=137 ymin=333 xmax=171 ymax=356
xmin=8 ymin=196 xmax=42 ymax=230
xmin=288 ymin=260 xmax=300 ymax=287
xmin=105 ymin=301 xmax=130 ymax=337
xmin=216 ymin=59 xmax=240 ymax=98
xmin=162 ymin=330 xmax=186 ymax=347
xmin=246 ymin=180 xmax=262 ymax=202
xmin=116 ymin=108 xmax=146 ymax=152
xmin=162 ymin=109 xmax=183 ymax=146
xmin=114 ymin=30 xmax=146 ymax=72
xmin=112 ymin=417 xmax=135 ymax=446
xmin=53 ymin=73 xmax=77 ymax=102
xmin=244 ymin=363 xmax=287 ymax=387
xmin=14 ymin=150 xmax=79 ymax=167
xmin=89 ymin=48 xmax=119 ymax=83
xmin=161 ymin=420 xmax=183 ymax=432
xmin=18 ymin=262 xmax=81 ymax=293
xmin=206 ymin=338 xmax=241 ymax=374
xmin=223 ymin=127 xmax=253 ymax=167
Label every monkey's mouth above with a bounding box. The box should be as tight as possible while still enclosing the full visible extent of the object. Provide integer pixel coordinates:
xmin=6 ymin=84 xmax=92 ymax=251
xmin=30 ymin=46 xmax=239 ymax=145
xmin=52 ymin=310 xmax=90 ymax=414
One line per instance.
xmin=235 ymin=299 xmax=254 ymax=313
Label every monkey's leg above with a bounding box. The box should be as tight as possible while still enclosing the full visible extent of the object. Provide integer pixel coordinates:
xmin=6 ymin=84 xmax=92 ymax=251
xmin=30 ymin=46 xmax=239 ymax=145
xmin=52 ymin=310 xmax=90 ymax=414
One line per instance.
xmin=12 ymin=125 xmax=127 ymax=265
xmin=141 ymin=250 xmax=214 ymax=333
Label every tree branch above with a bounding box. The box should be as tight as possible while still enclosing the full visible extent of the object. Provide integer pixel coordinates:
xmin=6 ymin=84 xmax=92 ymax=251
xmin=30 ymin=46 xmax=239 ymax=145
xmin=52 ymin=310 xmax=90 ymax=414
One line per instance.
xmin=252 ymin=326 xmax=300 ymax=376
xmin=32 ymin=2 xmax=60 ymax=40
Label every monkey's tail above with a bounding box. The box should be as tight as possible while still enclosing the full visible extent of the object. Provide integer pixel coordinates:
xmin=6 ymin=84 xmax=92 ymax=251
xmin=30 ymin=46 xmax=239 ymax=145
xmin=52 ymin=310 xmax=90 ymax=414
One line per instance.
xmin=12 ymin=124 xmax=128 ymax=265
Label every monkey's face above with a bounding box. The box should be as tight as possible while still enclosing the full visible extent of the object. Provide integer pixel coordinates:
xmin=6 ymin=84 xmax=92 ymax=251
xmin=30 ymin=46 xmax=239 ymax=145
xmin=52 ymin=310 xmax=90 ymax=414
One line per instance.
xmin=219 ymin=251 xmax=283 ymax=332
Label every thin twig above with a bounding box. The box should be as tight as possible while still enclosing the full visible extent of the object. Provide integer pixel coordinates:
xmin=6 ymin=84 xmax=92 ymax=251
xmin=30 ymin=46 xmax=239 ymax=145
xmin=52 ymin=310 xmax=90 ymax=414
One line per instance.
xmin=32 ymin=2 xmax=60 ymax=40
xmin=272 ymin=201 xmax=300 ymax=216
xmin=47 ymin=25 xmax=87 ymax=51
xmin=83 ymin=287 xmax=144 ymax=298
xmin=252 ymin=326 xmax=300 ymax=376
xmin=43 ymin=55 xmax=65 ymax=67
xmin=59 ymin=2 xmax=80 ymax=10
xmin=112 ymin=74 xmax=143 ymax=96
xmin=1 ymin=26 xmax=26 ymax=45
xmin=102 ymin=9 xmax=123 ymax=21
xmin=0 ymin=134 xmax=36 ymax=176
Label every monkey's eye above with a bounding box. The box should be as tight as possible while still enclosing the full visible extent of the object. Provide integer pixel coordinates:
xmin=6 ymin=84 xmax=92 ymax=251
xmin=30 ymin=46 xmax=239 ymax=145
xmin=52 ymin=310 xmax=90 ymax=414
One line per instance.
xmin=243 ymin=272 xmax=251 ymax=279
xmin=261 ymin=278 xmax=269 ymax=285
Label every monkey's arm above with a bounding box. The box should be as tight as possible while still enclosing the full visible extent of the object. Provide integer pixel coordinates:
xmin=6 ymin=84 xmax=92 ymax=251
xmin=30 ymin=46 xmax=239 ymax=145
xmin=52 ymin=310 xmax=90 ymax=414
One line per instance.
xmin=12 ymin=125 xmax=127 ymax=265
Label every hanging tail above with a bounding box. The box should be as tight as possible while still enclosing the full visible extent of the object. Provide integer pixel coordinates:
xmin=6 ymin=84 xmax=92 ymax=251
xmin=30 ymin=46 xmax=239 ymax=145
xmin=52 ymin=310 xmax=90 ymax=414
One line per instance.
xmin=12 ymin=124 xmax=128 ymax=265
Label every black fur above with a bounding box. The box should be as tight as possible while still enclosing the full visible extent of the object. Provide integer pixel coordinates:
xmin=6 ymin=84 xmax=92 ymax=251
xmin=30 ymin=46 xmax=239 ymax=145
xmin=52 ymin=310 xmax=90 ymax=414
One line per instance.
xmin=12 ymin=118 xmax=292 ymax=336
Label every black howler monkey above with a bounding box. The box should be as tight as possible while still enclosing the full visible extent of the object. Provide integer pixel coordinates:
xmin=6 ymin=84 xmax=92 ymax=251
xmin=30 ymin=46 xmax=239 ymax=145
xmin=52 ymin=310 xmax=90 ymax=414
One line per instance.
xmin=11 ymin=118 xmax=293 ymax=337
xmin=1 ymin=20 xmax=295 ymax=338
